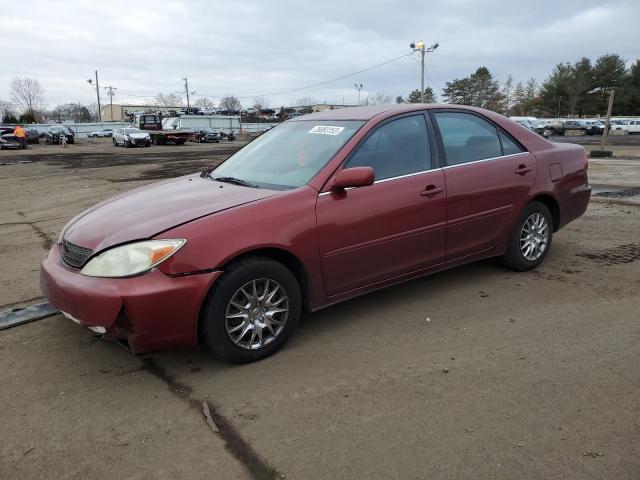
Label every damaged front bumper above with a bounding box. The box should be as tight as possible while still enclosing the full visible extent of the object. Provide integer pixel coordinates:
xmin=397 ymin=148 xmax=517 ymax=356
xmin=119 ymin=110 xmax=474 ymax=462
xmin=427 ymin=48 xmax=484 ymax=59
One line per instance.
xmin=40 ymin=244 xmax=222 ymax=353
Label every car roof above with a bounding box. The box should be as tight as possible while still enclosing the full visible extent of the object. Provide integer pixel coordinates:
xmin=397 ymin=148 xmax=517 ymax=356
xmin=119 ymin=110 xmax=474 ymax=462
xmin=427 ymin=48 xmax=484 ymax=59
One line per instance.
xmin=289 ymin=103 xmax=507 ymax=122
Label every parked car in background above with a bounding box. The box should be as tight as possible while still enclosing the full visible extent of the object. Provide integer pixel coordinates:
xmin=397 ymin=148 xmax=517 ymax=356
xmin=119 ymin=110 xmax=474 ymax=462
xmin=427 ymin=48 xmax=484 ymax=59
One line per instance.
xmin=24 ymin=128 xmax=40 ymax=144
xmin=584 ymin=120 xmax=604 ymax=135
xmin=41 ymin=104 xmax=590 ymax=363
xmin=0 ymin=127 xmax=20 ymax=149
xmin=514 ymin=119 xmax=545 ymax=136
xmin=89 ymin=128 xmax=114 ymax=138
xmin=559 ymin=120 xmax=587 ymax=135
xmin=625 ymin=119 xmax=640 ymax=134
xmin=44 ymin=126 xmax=75 ymax=144
xmin=112 ymin=128 xmax=151 ymax=147
xmin=190 ymin=128 xmax=220 ymax=143
xmin=610 ymin=119 xmax=630 ymax=132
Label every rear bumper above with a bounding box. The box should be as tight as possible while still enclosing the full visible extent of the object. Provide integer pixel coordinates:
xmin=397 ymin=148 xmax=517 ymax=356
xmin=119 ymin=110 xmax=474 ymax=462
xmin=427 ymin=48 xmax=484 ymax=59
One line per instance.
xmin=559 ymin=182 xmax=591 ymax=229
xmin=40 ymin=244 xmax=222 ymax=353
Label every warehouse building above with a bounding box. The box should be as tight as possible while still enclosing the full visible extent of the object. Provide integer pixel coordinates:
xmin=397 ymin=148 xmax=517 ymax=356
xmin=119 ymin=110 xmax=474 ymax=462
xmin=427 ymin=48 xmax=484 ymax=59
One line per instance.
xmin=100 ymin=104 xmax=182 ymax=122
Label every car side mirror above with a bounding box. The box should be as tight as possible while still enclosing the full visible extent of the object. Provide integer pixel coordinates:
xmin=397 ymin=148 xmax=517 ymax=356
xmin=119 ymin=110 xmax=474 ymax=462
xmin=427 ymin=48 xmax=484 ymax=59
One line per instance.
xmin=331 ymin=167 xmax=375 ymax=191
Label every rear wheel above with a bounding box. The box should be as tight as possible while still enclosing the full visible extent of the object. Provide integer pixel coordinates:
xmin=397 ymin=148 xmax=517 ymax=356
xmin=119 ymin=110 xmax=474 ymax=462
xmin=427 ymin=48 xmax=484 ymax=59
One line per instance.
xmin=201 ymin=257 xmax=301 ymax=363
xmin=501 ymin=201 xmax=553 ymax=271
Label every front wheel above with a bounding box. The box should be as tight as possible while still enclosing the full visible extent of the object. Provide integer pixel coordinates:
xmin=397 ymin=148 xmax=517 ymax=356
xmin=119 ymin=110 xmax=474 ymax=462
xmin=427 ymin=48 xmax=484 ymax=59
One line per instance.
xmin=201 ymin=257 xmax=301 ymax=363
xmin=500 ymin=201 xmax=553 ymax=271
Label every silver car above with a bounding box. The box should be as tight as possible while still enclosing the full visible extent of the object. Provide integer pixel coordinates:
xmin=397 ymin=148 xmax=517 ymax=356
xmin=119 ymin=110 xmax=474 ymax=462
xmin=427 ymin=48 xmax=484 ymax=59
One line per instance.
xmin=112 ymin=128 xmax=151 ymax=147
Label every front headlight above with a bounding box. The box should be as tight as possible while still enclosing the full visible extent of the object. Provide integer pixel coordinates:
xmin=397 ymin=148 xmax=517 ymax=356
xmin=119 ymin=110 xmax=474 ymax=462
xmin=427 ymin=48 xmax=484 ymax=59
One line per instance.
xmin=80 ymin=239 xmax=186 ymax=278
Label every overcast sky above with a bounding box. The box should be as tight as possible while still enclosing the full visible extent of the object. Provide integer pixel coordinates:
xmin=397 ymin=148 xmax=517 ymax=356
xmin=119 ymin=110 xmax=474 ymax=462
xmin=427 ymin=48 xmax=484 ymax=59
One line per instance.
xmin=1 ymin=0 xmax=638 ymax=110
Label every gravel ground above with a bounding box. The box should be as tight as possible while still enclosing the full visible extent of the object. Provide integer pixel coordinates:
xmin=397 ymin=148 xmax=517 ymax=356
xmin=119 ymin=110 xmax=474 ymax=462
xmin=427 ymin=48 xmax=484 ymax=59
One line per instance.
xmin=1 ymin=138 xmax=639 ymax=479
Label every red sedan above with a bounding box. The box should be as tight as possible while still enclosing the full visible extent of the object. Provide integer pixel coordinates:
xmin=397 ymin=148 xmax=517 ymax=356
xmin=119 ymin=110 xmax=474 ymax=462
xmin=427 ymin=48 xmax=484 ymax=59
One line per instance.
xmin=41 ymin=104 xmax=590 ymax=362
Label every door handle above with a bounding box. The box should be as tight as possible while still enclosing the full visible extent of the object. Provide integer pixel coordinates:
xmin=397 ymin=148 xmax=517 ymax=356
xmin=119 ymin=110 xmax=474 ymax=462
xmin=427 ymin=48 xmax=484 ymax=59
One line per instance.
xmin=515 ymin=165 xmax=532 ymax=175
xmin=421 ymin=185 xmax=445 ymax=197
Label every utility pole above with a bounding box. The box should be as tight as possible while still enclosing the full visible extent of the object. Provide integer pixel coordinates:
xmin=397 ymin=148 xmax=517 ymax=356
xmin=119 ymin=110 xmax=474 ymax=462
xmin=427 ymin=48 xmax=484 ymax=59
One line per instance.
xmin=600 ymin=88 xmax=615 ymax=152
xmin=103 ymin=85 xmax=117 ymax=121
xmin=354 ymin=83 xmax=363 ymax=106
xmin=183 ymin=77 xmax=190 ymax=112
xmin=410 ymin=41 xmax=439 ymax=102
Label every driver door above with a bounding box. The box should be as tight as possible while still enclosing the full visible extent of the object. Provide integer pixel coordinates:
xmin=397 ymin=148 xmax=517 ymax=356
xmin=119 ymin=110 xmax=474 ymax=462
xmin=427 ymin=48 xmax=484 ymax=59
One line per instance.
xmin=316 ymin=114 xmax=447 ymax=296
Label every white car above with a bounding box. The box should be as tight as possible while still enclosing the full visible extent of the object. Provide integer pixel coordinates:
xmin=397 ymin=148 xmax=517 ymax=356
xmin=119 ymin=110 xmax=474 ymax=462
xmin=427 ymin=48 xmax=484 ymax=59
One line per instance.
xmin=626 ymin=119 xmax=640 ymax=134
xmin=608 ymin=119 xmax=640 ymax=134
xmin=89 ymin=128 xmax=114 ymax=138
xmin=112 ymin=128 xmax=151 ymax=147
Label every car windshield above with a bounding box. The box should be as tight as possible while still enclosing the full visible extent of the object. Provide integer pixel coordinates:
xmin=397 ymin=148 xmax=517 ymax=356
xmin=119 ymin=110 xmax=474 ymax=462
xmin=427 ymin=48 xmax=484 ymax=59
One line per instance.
xmin=212 ymin=120 xmax=364 ymax=190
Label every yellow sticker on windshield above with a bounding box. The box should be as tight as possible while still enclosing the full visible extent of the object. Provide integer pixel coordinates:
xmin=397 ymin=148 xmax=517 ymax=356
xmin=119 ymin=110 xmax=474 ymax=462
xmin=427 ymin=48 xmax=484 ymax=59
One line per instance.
xmin=308 ymin=125 xmax=345 ymax=135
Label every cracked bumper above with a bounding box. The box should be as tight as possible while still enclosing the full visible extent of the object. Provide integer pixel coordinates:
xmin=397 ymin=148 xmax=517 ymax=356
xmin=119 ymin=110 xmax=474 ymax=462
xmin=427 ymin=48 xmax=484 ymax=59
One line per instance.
xmin=40 ymin=244 xmax=222 ymax=353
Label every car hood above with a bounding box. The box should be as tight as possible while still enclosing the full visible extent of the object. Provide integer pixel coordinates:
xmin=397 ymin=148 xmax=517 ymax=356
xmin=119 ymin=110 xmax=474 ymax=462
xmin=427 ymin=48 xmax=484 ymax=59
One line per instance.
xmin=63 ymin=174 xmax=281 ymax=252
xmin=127 ymin=132 xmax=149 ymax=139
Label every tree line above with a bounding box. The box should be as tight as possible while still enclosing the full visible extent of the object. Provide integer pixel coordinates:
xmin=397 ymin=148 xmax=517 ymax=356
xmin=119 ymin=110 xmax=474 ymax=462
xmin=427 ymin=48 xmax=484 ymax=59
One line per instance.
xmin=421 ymin=53 xmax=639 ymax=118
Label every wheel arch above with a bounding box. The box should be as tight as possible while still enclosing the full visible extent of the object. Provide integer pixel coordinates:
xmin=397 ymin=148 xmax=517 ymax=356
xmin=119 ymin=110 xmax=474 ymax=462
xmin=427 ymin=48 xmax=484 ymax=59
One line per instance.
xmin=197 ymin=247 xmax=312 ymax=341
xmin=529 ymin=194 xmax=560 ymax=231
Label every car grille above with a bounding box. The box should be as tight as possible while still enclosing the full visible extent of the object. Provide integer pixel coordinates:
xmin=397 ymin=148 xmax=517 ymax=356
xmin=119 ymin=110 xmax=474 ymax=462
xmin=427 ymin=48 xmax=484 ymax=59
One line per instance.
xmin=62 ymin=240 xmax=93 ymax=268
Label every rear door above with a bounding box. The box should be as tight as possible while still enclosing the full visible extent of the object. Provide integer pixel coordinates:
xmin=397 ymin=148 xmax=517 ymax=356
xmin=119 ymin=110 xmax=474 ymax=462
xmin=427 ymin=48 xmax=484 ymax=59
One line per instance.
xmin=316 ymin=114 xmax=447 ymax=296
xmin=431 ymin=110 xmax=536 ymax=260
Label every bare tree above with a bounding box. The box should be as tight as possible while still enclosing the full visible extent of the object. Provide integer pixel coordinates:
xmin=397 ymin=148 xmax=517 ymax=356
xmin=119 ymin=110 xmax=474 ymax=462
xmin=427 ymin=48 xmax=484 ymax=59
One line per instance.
xmin=251 ymin=95 xmax=270 ymax=111
xmin=154 ymin=92 xmax=183 ymax=107
xmin=10 ymin=77 xmax=44 ymax=114
xmin=219 ymin=95 xmax=242 ymax=111
xmin=295 ymin=96 xmax=316 ymax=108
xmin=501 ymin=75 xmax=514 ymax=114
xmin=87 ymin=102 xmax=99 ymax=121
xmin=1 ymin=99 xmax=16 ymax=120
xmin=194 ymin=97 xmax=214 ymax=111
xmin=364 ymin=92 xmax=392 ymax=105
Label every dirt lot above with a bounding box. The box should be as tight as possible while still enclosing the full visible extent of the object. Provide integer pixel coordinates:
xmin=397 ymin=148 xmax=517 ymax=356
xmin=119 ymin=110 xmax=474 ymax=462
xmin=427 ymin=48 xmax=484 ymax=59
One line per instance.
xmin=1 ymin=138 xmax=639 ymax=479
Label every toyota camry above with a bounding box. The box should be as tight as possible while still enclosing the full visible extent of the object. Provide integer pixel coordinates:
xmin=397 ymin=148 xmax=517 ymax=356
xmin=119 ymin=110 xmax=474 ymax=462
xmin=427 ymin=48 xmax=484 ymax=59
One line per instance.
xmin=41 ymin=104 xmax=590 ymax=363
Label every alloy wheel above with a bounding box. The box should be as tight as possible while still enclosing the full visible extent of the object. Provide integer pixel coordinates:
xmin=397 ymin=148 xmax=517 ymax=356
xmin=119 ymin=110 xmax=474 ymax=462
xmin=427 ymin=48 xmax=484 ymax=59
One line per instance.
xmin=225 ymin=278 xmax=289 ymax=350
xmin=520 ymin=212 xmax=549 ymax=261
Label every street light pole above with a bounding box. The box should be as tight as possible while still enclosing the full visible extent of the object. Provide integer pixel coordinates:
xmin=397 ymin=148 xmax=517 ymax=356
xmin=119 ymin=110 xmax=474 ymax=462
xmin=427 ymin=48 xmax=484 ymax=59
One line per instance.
xmin=410 ymin=41 xmax=439 ymax=103
xmin=87 ymin=71 xmax=102 ymax=122
xmin=94 ymin=71 xmax=102 ymax=122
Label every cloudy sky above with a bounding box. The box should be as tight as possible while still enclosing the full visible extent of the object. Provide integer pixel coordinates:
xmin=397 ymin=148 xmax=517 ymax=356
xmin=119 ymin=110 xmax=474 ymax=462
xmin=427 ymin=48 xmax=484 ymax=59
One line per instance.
xmin=1 ymin=0 xmax=638 ymax=110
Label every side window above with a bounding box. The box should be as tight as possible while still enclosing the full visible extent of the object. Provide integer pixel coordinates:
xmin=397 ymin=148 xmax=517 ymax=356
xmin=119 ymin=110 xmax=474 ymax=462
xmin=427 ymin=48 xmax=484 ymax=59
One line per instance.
xmin=434 ymin=112 xmax=502 ymax=165
xmin=498 ymin=130 xmax=525 ymax=156
xmin=346 ymin=115 xmax=431 ymax=181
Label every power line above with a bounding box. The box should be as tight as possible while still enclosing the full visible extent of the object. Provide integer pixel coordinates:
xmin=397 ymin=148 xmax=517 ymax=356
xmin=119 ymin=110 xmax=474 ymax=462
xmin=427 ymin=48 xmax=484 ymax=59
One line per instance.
xmin=194 ymin=52 xmax=413 ymax=100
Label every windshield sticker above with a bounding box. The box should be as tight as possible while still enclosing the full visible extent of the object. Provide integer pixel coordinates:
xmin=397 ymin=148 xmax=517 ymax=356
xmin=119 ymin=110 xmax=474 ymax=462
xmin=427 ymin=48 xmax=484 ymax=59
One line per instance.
xmin=308 ymin=125 xmax=345 ymax=135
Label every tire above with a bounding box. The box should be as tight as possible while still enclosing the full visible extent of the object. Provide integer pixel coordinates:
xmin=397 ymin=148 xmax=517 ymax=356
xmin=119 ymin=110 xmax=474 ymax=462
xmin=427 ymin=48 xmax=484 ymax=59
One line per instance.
xmin=201 ymin=256 xmax=302 ymax=363
xmin=500 ymin=201 xmax=553 ymax=271
xmin=113 ymin=138 xmax=118 ymax=146
xmin=145 ymin=141 xmax=151 ymax=147
xmin=152 ymin=136 xmax=159 ymax=145
xmin=125 ymin=139 xmax=131 ymax=148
